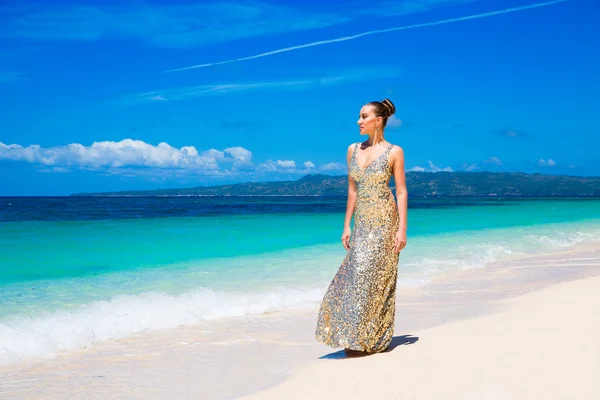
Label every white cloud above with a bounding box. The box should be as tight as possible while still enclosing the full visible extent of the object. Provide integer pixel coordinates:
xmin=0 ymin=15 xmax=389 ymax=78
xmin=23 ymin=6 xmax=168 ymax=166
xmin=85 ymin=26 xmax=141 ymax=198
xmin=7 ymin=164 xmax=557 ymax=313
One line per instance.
xmin=484 ymin=156 xmax=503 ymax=165
xmin=124 ymin=67 xmax=399 ymax=104
xmin=224 ymin=147 xmax=251 ymax=162
xmin=539 ymin=158 xmax=557 ymax=167
xmin=148 ymin=95 xmax=168 ymax=102
xmin=38 ymin=166 xmax=70 ymax=173
xmin=0 ymin=139 xmax=347 ymax=178
xmin=428 ymin=160 xmax=453 ymax=172
xmin=463 ymin=163 xmax=479 ymax=171
xmin=457 ymin=156 xmax=503 ymax=171
xmin=277 ymin=160 xmax=296 ymax=168
xmin=386 ymin=115 xmax=402 ymax=129
xmin=0 ymin=139 xmax=232 ymax=172
xmin=321 ymin=162 xmax=346 ymax=172
xmin=257 ymin=160 xmax=297 ymax=171
xmin=409 ymin=161 xmax=452 ymax=173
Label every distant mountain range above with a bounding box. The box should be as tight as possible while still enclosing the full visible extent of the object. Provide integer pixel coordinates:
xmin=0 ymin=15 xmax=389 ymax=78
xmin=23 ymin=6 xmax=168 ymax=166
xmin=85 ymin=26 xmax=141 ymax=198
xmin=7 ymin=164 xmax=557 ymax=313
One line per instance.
xmin=72 ymin=172 xmax=600 ymax=197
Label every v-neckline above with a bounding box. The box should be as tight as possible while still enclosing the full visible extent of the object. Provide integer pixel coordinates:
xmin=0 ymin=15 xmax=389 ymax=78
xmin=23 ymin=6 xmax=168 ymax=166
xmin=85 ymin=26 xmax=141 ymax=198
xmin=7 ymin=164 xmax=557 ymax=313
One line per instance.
xmin=354 ymin=143 xmax=392 ymax=173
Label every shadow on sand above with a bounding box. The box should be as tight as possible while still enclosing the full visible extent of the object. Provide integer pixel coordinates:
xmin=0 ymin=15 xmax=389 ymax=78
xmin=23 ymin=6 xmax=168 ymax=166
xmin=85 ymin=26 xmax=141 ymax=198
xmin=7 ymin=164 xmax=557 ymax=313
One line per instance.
xmin=319 ymin=334 xmax=419 ymax=360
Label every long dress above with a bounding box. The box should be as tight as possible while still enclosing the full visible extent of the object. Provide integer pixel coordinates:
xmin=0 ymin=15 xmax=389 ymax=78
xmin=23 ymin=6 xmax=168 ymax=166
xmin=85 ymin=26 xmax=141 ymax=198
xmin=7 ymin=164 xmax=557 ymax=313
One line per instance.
xmin=315 ymin=142 xmax=400 ymax=353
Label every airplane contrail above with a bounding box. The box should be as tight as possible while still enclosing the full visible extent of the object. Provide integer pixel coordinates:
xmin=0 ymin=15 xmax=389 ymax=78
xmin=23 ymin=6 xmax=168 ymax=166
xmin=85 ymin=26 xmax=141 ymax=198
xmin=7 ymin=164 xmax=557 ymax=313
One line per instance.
xmin=163 ymin=0 xmax=568 ymax=73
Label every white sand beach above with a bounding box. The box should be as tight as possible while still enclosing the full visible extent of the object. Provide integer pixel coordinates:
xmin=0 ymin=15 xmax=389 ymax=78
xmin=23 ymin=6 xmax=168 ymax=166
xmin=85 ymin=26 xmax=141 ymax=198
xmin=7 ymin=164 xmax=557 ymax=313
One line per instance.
xmin=241 ymin=272 xmax=600 ymax=400
xmin=1 ymin=246 xmax=599 ymax=400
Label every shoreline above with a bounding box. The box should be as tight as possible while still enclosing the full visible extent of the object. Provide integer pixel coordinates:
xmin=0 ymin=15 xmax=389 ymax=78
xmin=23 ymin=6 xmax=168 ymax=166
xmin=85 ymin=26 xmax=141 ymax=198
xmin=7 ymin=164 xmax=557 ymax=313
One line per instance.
xmin=1 ymin=244 xmax=599 ymax=399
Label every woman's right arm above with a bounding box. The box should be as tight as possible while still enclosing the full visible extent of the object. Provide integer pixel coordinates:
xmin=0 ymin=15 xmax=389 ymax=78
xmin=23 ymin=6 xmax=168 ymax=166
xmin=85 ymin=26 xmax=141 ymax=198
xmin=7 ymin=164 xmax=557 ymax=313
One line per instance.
xmin=342 ymin=144 xmax=357 ymax=250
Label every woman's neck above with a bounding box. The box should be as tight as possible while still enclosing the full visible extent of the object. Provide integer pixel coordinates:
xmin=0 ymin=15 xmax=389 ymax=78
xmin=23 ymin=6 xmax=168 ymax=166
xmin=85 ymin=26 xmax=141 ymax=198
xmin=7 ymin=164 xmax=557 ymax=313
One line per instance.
xmin=366 ymin=134 xmax=385 ymax=146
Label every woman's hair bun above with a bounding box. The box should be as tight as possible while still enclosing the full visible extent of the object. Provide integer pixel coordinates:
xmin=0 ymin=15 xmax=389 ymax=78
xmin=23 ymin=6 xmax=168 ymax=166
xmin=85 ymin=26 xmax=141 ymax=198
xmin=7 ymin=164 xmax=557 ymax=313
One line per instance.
xmin=381 ymin=98 xmax=395 ymax=118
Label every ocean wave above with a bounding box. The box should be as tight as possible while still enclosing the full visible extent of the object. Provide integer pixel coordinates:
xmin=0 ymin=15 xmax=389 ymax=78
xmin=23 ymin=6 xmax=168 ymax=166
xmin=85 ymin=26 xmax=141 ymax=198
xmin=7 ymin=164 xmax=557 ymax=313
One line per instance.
xmin=0 ymin=287 xmax=324 ymax=366
xmin=401 ymin=227 xmax=600 ymax=279
xmin=2 ymin=223 xmax=599 ymax=366
xmin=525 ymin=231 xmax=596 ymax=248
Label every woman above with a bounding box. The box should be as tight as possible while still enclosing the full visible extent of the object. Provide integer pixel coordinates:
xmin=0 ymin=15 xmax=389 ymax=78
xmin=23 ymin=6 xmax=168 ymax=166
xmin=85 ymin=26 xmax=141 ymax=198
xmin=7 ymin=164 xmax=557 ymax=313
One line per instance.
xmin=315 ymin=98 xmax=408 ymax=354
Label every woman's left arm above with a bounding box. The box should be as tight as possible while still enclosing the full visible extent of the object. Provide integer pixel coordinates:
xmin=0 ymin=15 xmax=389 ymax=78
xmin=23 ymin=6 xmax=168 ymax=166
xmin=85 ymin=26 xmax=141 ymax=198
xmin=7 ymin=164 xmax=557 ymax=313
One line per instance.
xmin=391 ymin=146 xmax=408 ymax=252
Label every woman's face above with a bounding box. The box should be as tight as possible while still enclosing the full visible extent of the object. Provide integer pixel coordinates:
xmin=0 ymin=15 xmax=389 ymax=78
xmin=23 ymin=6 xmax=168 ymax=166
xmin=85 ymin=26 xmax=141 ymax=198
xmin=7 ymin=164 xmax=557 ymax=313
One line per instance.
xmin=357 ymin=105 xmax=380 ymax=136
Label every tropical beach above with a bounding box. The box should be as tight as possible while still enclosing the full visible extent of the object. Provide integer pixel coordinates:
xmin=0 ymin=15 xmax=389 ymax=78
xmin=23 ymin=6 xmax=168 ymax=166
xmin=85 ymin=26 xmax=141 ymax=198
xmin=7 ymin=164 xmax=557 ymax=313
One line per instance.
xmin=1 ymin=196 xmax=600 ymax=399
xmin=1 ymin=236 xmax=600 ymax=399
xmin=1 ymin=0 xmax=600 ymax=398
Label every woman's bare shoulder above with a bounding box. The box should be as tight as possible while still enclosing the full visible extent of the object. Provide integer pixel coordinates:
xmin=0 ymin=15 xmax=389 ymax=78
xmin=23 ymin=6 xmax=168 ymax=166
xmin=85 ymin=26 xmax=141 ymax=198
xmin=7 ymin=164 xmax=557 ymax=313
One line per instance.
xmin=389 ymin=144 xmax=405 ymax=158
xmin=346 ymin=142 xmax=359 ymax=154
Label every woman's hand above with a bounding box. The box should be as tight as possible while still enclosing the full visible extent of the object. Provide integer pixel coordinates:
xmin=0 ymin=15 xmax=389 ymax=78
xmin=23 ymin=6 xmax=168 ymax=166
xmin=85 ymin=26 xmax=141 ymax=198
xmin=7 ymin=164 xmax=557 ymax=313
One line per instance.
xmin=393 ymin=230 xmax=407 ymax=253
xmin=341 ymin=227 xmax=351 ymax=250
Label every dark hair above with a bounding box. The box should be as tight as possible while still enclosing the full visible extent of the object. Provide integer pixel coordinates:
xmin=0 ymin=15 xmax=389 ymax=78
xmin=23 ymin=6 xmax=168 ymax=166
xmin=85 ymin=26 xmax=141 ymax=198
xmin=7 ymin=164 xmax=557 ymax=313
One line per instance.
xmin=367 ymin=98 xmax=396 ymax=127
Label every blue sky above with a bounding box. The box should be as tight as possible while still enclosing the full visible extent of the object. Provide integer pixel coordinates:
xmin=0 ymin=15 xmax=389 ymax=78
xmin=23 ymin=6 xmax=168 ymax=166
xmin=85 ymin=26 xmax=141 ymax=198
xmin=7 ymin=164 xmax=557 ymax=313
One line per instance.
xmin=0 ymin=0 xmax=598 ymax=195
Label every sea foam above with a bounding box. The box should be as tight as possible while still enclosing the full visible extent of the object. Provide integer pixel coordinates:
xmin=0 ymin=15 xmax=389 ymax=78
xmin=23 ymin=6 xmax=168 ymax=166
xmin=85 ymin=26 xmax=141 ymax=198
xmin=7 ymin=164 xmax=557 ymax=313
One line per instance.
xmin=0 ymin=287 xmax=324 ymax=365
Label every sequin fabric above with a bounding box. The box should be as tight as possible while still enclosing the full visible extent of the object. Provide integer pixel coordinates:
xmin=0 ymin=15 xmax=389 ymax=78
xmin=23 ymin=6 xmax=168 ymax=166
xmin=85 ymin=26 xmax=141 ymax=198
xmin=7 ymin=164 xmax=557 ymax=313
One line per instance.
xmin=315 ymin=142 xmax=400 ymax=353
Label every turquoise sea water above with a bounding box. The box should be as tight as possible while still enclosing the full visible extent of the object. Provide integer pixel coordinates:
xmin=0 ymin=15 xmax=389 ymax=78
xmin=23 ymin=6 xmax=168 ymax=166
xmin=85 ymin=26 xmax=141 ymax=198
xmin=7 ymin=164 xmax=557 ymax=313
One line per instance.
xmin=1 ymin=196 xmax=600 ymax=364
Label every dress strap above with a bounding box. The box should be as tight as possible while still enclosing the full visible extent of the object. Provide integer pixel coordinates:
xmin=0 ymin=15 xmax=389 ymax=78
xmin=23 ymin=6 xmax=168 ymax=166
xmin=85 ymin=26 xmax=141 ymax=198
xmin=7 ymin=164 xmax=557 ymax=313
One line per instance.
xmin=351 ymin=142 xmax=359 ymax=158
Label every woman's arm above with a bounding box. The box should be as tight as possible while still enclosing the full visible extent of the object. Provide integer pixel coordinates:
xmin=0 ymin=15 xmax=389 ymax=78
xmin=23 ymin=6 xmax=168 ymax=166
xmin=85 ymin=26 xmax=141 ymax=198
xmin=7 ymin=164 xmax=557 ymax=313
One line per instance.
xmin=391 ymin=146 xmax=408 ymax=252
xmin=342 ymin=144 xmax=357 ymax=250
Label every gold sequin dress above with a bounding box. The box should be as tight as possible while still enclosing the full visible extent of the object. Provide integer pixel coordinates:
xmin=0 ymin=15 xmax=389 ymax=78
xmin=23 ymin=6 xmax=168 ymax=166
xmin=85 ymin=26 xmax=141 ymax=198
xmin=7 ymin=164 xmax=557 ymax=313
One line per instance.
xmin=315 ymin=143 xmax=400 ymax=353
